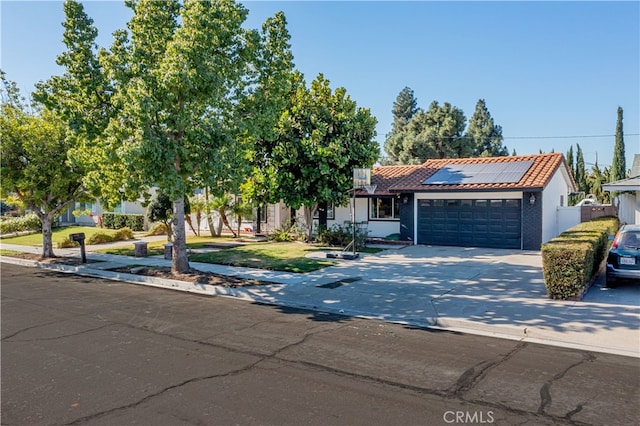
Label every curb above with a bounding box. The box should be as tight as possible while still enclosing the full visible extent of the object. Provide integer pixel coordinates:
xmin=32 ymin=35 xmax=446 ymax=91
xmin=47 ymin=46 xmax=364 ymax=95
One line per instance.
xmin=2 ymin=256 xmax=638 ymax=359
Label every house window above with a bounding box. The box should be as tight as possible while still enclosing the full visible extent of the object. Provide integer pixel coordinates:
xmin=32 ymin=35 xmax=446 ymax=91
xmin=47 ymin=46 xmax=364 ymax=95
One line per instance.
xmin=313 ymin=202 xmax=335 ymax=220
xmin=76 ymin=202 xmax=96 ymax=214
xmin=369 ymin=197 xmax=399 ymax=220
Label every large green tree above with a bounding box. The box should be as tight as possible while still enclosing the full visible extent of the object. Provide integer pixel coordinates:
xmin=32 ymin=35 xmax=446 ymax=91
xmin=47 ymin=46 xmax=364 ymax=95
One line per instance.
xmin=38 ymin=0 xmax=267 ymax=273
xmin=34 ymin=0 xmax=119 ymax=203
xmin=272 ymin=73 xmax=379 ymax=239
xmin=1 ymin=73 xmax=87 ymax=258
xmin=397 ymin=101 xmax=468 ymax=163
xmin=611 ymin=106 xmax=626 ymax=184
xmin=383 ymin=87 xmax=419 ymax=163
xmin=239 ymin=12 xmax=295 ymax=231
xmin=465 ymin=99 xmax=508 ymax=157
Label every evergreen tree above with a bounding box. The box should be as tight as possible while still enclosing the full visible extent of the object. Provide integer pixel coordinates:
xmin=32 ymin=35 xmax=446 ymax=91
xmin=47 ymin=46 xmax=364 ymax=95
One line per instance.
xmin=391 ymin=87 xmax=419 ymax=131
xmin=465 ymin=99 xmax=508 ymax=157
xmin=566 ymin=145 xmax=574 ymax=175
xmin=397 ymin=100 xmax=467 ymax=163
xmin=575 ymin=144 xmax=588 ymax=193
xmin=611 ymin=106 xmax=626 ymax=182
xmin=384 ymin=87 xmax=419 ymax=163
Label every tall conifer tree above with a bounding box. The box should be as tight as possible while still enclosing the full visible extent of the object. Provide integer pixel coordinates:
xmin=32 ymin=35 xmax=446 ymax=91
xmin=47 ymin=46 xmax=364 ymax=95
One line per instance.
xmin=611 ymin=106 xmax=626 ymax=182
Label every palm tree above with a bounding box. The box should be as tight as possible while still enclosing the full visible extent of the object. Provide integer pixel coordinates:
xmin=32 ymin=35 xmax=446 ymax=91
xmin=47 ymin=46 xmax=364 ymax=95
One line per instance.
xmin=210 ymin=194 xmax=236 ymax=237
xmin=189 ymin=195 xmax=206 ymax=236
xmin=231 ymin=199 xmax=253 ymax=237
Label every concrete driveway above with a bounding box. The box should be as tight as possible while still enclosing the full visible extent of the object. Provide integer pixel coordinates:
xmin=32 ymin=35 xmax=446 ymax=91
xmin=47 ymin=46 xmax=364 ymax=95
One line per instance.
xmin=241 ymin=245 xmax=640 ymax=357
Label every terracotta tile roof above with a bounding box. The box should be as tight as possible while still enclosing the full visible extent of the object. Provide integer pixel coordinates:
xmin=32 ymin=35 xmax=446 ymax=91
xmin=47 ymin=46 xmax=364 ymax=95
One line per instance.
xmin=355 ymin=164 xmax=422 ymax=196
xmin=365 ymin=153 xmax=576 ymax=194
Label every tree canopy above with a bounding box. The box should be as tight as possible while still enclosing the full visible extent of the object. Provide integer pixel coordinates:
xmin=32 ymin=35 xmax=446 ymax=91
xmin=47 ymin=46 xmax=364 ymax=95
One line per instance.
xmin=36 ymin=0 xmax=286 ymax=273
xmin=383 ymin=89 xmax=509 ymax=164
xmin=1 ymin=72 xmax=87 ymax=257
xmin=465 ymin=99 xmax=508 ymax=157
xmin=270 ymin=72 xmax=379 ymax=238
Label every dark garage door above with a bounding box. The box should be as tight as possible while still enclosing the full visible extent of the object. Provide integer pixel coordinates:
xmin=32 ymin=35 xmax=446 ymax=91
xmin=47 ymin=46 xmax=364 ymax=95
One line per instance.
xmin=417 ymin=199 xmax=522 ymax=249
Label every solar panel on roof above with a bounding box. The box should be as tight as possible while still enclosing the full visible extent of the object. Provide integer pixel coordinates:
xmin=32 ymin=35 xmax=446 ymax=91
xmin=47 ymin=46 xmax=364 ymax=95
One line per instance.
xmin=423 ymin=161 xmax=534 ymax=185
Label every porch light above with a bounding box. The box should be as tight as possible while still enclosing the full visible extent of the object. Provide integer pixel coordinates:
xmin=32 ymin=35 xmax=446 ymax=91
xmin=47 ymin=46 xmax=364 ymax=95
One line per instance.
xmin=529 ymin=194 xmax=536 ymax=205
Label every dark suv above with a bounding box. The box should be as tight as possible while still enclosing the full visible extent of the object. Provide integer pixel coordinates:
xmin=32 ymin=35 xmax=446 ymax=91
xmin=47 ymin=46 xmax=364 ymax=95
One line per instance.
xmin=606 ymin=224 xmax=640 ymax=287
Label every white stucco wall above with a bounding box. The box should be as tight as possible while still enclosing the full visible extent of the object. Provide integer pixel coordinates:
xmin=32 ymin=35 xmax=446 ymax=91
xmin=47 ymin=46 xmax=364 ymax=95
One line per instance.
xmin=325 ymin=198 xmax=401 ymax=238
xmin=541 ymin=167 xmax=574 ymax=243
xmin=615 ymin=192 xmax=639 ymax=225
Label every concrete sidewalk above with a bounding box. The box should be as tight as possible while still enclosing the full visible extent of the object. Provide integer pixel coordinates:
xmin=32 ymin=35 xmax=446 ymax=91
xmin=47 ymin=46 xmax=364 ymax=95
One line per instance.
xmin=2 ymin=241 xmax=639 ymax=358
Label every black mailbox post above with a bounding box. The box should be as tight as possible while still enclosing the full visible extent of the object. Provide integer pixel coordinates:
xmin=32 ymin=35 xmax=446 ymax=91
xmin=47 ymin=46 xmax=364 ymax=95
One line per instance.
xmin=69 ymin=232 xmax=87 ymax=263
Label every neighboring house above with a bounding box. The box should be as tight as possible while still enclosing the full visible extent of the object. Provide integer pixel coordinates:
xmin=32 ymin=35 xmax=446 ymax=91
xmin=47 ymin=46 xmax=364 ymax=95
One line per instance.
xmin=320 ymin=153 xmax=577 ymax=250
xmin=58 ymin=199 xmax=147 ymax=227
xmin=603 ymin=154 xmax=640 ymax=225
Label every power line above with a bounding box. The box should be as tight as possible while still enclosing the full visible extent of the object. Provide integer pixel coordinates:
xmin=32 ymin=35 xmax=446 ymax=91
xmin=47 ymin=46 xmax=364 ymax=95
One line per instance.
xmin=503 ymin=134 xmax=640 ymax=140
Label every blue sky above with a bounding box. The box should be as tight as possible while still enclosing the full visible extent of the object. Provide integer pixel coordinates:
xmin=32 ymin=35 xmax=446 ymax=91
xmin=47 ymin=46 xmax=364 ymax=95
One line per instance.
xmin=2 ymin=1 xmax=639 ymax=170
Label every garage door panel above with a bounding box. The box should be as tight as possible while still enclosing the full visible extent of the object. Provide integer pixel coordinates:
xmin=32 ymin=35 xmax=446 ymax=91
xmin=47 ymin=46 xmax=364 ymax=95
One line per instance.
xmin=418 ymin=198 xmax=521 ymax=249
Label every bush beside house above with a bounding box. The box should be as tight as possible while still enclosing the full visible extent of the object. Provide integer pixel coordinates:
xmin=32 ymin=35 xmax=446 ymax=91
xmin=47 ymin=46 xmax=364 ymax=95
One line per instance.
xmin=542 ymin=216 xmax=619 ymax=299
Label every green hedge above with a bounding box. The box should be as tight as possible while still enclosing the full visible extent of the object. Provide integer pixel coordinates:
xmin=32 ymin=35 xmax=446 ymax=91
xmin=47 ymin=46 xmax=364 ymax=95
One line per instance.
xmin=0 ymin=213 xmax=41 ymax=234
xmin=102 ymin=213 xmax=144 ymax=231
xmin=542 ymin=216 xmax=619 ymax=299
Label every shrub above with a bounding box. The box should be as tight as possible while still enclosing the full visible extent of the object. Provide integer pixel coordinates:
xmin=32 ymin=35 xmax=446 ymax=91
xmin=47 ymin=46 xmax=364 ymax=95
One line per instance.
xmin=101 ymin=213 xmax=144 ymax=231
xmin=317 ymin=224 xmax=369 ymax=249
xmin=542 ymin=216 xmax=619 ymax=299
xmin=58 ymin=237 xmax=79 ymax=248
xmin=114 ymin=227 xmax=134 ymax=241
xmin=268 ymin=220 xmax=306 ymax=242
xmin=87 ymin=232 xmax=115 ymax=245
xmin=145 ymin=222 xmax=168 ymax=236
xmin=0 ymin=213 xmax=41 ymax=234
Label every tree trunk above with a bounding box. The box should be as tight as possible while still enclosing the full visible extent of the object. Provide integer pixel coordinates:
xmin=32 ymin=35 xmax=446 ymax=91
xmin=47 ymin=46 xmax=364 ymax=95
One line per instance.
xmin=318 ymin=201 xmax=328 ymax=231
xmin=207 ymin=214 xmax=217 ymax=236
xmin=40 ymin=212 xmax=56 ymax=258
xmin=164 ymin=220 xmax=173 ymax=242
xmin=186 ymin=214 xmax=198 ymax=236
xmin=219 ymin=209 xmax=236 ymax=237
xmin=290 ymin=207 xmax=297 ymax=225
xmin=205 ymin=187 xmax=217 ymax=237
xmin=195 ymin=211 xmax=201 ymax=236
xmin=303 ymin=204 xmax=316 ymax=242
xmin=172 ymin=197 xmax=190 ymax=273
xmin=255 ymin=206 xmax=262 ymax=234
xmin=215 ymin=216 xmax=223 ymax=236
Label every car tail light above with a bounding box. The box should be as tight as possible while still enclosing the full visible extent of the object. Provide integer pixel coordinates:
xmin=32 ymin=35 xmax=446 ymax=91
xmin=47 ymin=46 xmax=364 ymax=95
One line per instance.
xmin=612 ymin=233 xmax=621 ymax=249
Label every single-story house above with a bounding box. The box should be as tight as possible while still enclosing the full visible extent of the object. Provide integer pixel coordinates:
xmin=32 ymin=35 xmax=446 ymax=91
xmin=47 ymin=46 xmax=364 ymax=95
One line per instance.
xmin=320 ymin=153 xmax=577 ymax=250
xmin=603 ymin=154 xmax=640 ymax=225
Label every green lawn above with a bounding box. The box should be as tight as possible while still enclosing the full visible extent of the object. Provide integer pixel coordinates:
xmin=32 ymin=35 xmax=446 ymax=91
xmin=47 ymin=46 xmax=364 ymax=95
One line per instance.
xmin=97 ymin=235 xmax=238 ymax=256
xmin=188 ymin=242 xmax=337 ymax=273
xmin=0 ymin=226 xmax=118 ymax=246
xmin=4 ymin=227 xmax=380 ymax=274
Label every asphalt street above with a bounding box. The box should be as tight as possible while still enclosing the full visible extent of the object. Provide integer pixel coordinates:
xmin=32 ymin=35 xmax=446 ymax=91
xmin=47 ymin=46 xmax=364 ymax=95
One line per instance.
xmin=2 ymin=264 xmax=639 ymax=426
